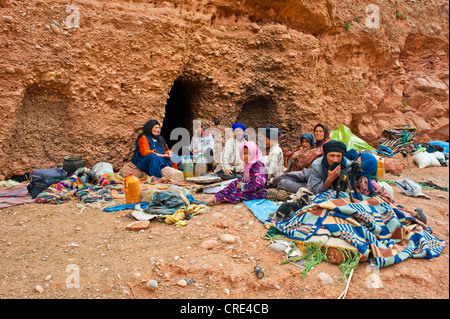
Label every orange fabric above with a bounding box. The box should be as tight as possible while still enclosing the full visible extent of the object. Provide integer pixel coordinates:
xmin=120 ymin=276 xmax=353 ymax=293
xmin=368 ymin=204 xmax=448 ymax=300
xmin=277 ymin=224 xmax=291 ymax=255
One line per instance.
xmin=138 ymin=135 xmax=173 ymax=161
xmin=138 ymin=135 xmax=156 ymax=157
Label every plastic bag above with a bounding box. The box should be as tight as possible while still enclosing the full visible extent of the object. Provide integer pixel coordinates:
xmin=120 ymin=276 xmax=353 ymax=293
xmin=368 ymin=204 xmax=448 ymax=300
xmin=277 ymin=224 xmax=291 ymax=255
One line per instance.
xmin=395 ymin=179 xmax=430 ymax=199
xmin=92 ymin=162 xmax=114 ymax=175
xmin=329 ymin=125 xmax=375 ymax=152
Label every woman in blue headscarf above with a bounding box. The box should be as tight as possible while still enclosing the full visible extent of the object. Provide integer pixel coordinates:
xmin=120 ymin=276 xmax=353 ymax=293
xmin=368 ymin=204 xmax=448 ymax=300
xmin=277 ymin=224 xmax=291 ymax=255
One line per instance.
xmin=290 ymin=132 xmax=323 ymax=171
xmin=214 ymin=122 xmax=247 ymax=180
xmin=344 ymin=149 xmax=394 ymax=203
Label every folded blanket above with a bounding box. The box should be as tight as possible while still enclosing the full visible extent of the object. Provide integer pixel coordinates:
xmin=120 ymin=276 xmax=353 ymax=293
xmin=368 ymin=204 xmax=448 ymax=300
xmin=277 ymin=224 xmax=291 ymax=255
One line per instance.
xmin=271 ymin=190 xmax=445 ymax=268
xmin=0 ymin=184 xmax=36 ymax=209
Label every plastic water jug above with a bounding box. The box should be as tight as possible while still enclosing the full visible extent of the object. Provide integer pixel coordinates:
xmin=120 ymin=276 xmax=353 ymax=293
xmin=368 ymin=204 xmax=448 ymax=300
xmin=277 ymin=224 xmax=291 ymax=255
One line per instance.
xmin=194 ymin=154 xmax=207 ymax=177
xmin=182 ymin=157 xmax=194 ymax=179
xmin=377 ymin=158 xmax=385 ymax=180
xmin=124 ymin=173 xmax=141 ymax=204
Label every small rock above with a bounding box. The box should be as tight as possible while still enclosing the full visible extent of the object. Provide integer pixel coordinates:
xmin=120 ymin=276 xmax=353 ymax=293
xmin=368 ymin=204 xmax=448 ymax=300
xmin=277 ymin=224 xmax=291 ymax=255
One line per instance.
xmin=147 ymin=280 xmax=158 ymax=290
xmin=35 ymin=285 xmax=44 ymax=293
xmin=123 ymin=289 xmax=130 ymax=295
xmin=218 ymin=26 xmax=227 ymax=32
xmin=85 ymin=42 xmax=92 ymax=49
xmin=200 ymin=239 xmax=219 ymax=250
xmin=44 ymin=275 xmax=52 ymax=281
xmin=5 ymin=67 xmax=15 ymax=74
xmin=50 ymin=24 xmax=60 ymax=34
xmin=2 ymin=16 xmax=14 ymax=23
xmin=126 ymin=220 xmax=150 ymax=231
xmin=219 ymin=234 xmax=235 ymax=244
xmin=131 ymin=210 xmax=157 ymax=221
xmin=177 ymin=279 xmax=188 ymax=287
xmin=268 ymin=243 xmax=288 ymax=253
xmin=223 ymin=288 xmax=230 ymax=296
xmin=317 ymin=272 xmax=334 ymax=285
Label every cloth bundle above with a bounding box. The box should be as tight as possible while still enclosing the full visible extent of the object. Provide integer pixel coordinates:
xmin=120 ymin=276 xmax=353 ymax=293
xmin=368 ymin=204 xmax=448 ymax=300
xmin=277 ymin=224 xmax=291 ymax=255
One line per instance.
xmin=36 ymin=168 xmax=111 ymax=204
xmin=270 ymin=190 xmax=445 ymax=268
xmin=376 ymin=127 xmax=416 ymax=156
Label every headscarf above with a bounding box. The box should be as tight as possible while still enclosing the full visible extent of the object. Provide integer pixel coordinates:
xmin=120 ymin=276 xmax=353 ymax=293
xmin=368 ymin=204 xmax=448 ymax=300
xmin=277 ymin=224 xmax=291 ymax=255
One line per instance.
xmin=300 ymin=133 xmax=315 ymax=148
xmin=359 ymin=153 xmax=378 ymax=180
xmin=232 ymin=122 xmax=246 ymax=140
xmin=321 ymin=140 xmax=347 ymax=188
xmin=265 ymin=125 xmax=282 ymax=140
xmin=141 ymin=119 xmax=168 ymax=150
xmin=313 ymin=123 xmax=330 ymax=148
xmin=232 ymin=122 xmax=246 ymax=132
xmin=344 ymin=150 xmax=379 ymax=195
xmin=239 ymin=141 xmax=263 ymax=182
xmin=345 ymin=150 xmax=378 ymax=179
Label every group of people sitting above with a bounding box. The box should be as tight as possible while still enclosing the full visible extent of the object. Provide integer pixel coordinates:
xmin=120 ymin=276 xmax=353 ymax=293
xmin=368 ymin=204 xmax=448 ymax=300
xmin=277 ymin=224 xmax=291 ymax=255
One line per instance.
xmin=131 ymin=119 xmax=393 ymax=209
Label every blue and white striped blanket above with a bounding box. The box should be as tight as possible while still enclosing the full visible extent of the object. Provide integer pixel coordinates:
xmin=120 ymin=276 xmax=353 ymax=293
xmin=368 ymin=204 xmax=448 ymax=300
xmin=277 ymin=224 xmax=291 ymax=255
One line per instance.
xmin=272 ymin=190 xmax=446 ymax=268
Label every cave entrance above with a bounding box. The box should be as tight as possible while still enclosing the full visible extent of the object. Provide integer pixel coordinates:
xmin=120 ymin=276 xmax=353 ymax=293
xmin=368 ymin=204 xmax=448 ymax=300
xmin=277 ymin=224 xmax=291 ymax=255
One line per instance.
xmin=236 ymin=96 xmax=281 ymax=151
xmin=161 ymin=79 xmax=196 ymax=153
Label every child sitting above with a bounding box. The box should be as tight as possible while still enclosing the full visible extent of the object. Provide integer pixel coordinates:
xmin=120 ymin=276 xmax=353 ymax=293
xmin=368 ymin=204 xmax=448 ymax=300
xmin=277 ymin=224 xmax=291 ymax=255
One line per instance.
xmin=205 ymin=141 xmax=268 ymax=205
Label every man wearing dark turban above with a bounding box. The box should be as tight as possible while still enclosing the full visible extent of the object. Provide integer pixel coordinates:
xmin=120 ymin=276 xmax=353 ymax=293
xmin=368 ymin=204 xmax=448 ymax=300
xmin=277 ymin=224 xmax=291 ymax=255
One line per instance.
xmin=307 ymin=140 xmax=348 ymax=194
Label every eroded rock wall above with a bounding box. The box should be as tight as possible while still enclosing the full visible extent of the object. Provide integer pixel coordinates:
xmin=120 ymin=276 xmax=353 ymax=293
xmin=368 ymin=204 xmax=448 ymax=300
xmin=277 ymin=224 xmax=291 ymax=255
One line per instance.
xmin=0 ymin=0 xmax=448 ymax=179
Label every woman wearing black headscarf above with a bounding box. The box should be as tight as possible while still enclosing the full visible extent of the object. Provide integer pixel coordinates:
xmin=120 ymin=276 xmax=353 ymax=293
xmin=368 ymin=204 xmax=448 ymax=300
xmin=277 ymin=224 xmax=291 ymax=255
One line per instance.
xmin=131 ymin=119 xmax=173 ymax=177
xmin=306 ymin=140 xmax=348 ymax=194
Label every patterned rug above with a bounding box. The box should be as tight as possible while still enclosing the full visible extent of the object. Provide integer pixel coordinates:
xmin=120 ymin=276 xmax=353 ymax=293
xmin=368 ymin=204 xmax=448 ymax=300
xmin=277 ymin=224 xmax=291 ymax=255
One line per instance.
xmin=0 ymin=184 xmax=36 ymax=209
xmin=271 ymin=190 xmax=446 ymax=268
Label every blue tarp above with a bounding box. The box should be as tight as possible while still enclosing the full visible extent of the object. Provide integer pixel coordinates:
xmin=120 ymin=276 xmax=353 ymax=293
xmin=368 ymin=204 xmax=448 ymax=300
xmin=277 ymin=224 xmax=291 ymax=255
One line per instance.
xmin=428 ymin=141 xmax=449 ymax=153
xmin=244 ymin=199 xmax=279 ymax=223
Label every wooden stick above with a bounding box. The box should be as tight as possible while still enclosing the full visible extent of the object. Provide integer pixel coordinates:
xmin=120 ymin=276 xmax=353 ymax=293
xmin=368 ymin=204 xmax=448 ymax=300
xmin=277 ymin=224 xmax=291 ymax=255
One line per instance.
xmin=127 ymin=282 xmax=137 ymax=299
xmin=338 ymin=268 xmax=354 ymax=299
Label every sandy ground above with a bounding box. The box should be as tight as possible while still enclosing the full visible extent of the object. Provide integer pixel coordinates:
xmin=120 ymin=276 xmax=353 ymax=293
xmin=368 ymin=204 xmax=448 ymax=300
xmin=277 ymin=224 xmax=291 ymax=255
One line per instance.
xmin=0 ymin=167 xmax=448 ymax=302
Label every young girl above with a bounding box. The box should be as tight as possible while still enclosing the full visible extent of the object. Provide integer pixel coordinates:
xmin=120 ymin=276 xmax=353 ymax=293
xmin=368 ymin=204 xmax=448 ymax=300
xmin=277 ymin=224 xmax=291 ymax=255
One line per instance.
xmin=206 ymin=141 xmax=267 ymax=205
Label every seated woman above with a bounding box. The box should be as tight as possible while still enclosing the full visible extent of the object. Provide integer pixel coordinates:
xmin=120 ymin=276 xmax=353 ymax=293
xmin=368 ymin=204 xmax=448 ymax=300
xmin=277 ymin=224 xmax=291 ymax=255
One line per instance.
xmin=307 ymin=140 xmax=348 ymax=194
xmin=345 ymin=149 xmax=427 ymax=223
xmin=205 ymin=141 xmax=267 ymax=205
xmin=313 ymin=123 xmax=331 ymax=148
xmin=214 ymin=122 xmax=246 ymax=180
xmin=131 ymin=119 xmax=173 ymax=178
xmin=344 ymin=149 xmax=393 ymax=203
xmin=290 ymin=133 xmax=324 ymax=172
xmin=272 ymin=133 xmax=316 ymax=194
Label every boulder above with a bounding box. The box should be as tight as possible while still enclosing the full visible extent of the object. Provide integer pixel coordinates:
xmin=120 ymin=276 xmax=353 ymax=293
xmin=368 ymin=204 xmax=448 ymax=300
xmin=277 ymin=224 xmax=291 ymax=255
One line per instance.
xmin=384 ymin=158 xmax=404 ymax=175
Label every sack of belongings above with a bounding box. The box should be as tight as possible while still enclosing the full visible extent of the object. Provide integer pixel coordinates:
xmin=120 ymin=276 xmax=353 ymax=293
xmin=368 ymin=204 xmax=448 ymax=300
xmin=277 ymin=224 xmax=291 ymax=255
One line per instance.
xmin=27 ymin=168 xmax=67 ymax=198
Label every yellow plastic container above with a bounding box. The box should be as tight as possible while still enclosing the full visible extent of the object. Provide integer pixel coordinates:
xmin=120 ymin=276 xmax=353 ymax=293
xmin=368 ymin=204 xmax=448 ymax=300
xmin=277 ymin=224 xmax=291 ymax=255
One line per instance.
xmin=377 ymin=158 xmax=385 ymax=180
xmin=124 ymin=173 xmax=141 ymax=204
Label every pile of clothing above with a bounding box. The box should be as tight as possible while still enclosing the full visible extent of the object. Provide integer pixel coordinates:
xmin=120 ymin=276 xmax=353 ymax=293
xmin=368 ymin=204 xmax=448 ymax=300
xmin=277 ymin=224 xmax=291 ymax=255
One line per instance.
xmin=376 ymin=126 xmax=416 ymax=156
xmin=36 ymin=168 xmax=111 ymax=204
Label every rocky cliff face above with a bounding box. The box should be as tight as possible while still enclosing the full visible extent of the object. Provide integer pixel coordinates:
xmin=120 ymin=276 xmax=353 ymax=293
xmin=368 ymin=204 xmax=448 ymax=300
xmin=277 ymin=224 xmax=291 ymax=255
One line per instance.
xmin=0 ymin=0 xmax=448 ymax=179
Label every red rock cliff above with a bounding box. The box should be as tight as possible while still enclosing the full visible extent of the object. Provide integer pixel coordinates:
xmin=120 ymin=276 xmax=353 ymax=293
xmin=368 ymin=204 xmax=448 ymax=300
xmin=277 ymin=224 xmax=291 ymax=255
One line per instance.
xmin=0 ymin=0 xmax=448 ymax=178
